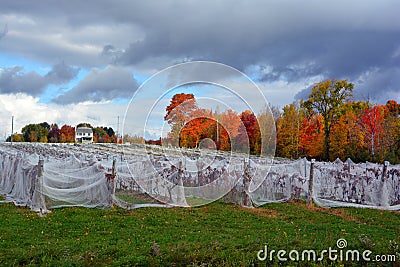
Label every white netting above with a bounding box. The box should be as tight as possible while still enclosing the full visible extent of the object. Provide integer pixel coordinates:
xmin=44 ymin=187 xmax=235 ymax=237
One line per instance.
xmin=0 ymin=143 xmax=399 ymax=213
xmin=250 ymin=158 xmax=310 ymax=206
xmin=312 ymin=160 xmax=400 ymax=210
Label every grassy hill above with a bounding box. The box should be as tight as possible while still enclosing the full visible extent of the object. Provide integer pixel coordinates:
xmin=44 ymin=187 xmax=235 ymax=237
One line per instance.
xmin=0 ymin=201 xmax=399 ymax=266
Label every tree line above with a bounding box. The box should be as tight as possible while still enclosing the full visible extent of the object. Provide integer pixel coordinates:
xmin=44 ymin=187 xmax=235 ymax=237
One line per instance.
xmin=163 ymin=80 xmax=400 ymax=164
xmin=162 ymin=93 xmax=272 ymax=155
xmin=7 ymin=122 xmax=119 ymax=144
xmin=6 ymin=79 xmax=400 ymax=164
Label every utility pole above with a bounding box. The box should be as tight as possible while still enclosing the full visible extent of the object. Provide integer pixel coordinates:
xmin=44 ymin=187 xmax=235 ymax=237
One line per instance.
xmin=216 ymin=117 xmax=219 ymax=143
xmin=11 ymin=116 xmax=14 ymax=144
xmin=116 ymin=115 xmax=119 ymax=144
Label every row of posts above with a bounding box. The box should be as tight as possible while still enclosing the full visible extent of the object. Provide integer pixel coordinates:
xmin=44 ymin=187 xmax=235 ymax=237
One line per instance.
xmin=34 ymin=156 xmax=390 ymax=211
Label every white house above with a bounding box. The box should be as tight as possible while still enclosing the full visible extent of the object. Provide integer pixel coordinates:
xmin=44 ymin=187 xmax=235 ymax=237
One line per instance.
xmin=75 ymin=127 xmax=93 ymax=143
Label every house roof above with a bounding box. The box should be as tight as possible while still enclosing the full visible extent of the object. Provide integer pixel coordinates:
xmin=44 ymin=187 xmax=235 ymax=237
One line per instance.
xmin=76 ymin=127 xmax=93 ymax=134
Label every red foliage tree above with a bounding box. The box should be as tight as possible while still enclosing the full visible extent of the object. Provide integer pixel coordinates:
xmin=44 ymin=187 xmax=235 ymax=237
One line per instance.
xmin=359 ymin=105 xmax=388 ymax=161
xmin=299 ymin=115 xmax=324 ymax=159
xmin=236 ymin=110 xmax=261 ymax=155
xmin=59 ymin=125 xmax=75 ymax=143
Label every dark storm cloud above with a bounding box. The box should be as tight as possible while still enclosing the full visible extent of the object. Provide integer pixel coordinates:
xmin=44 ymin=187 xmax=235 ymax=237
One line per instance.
xmin=354 ymin=67 xmax=400 ymax=102
xmin=52 ymin=65 xmax=139 ymax=104
xmin=45 ymin=62 xmax=80 ymax=84
xmin=1 ymin=1 xmax=400 ymax=103
xmin=0 ymin=67 xmax=47 ymax=95
xmin=0 ymin=63 xmax=79 ymax=95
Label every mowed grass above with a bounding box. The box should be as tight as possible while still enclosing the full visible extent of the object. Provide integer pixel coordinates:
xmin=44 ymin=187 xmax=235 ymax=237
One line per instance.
xmin=0 ymin=201 xmax=399 ymax=266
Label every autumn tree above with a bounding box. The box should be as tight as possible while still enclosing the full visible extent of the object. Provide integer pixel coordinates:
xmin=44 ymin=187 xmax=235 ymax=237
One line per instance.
xmin=22 ymin=123 xmax=49 ymax=142
xmin=77 ymin=123 xmax=93 ymax=128
xmin=236 ymin=110 xmax=261 ymax=155
xmin=298 ymin=114 xmax=325 ymax=159
xmin=48 ymin=123 xmax=60 ymax=143
xmin=302 ymin=79 xmax=354 ymax=160
xmin=386 ymin=100 xmax=400 ymax=115
xmin=219 ymin=109 xmax=241 ymax=151
xmin=358 ymin=105 xmax=388 ymax=161
xmin=103 ymin=127 xmax=115 ymax=138
xmin=123 ymin=134 xmax=145 ymax=144
xmin=93 ymin=127 xmax=111 ymax=143
xmin=178 ymin=109 xmax=212 ymax=148
xmin=276 ymin=102 xmax=304 ymax=159
xmin=8 ymin=133 xmax=24 ymax=142
xmin=60 ymin=125 xmax=75 ymax=143
xmin=384 ymin=114 xmax=400 ymax=163
xmin=164 ymin=93 xmax=197 ymax=146
xmin=329 ymin=110 xmax=360 ymax=161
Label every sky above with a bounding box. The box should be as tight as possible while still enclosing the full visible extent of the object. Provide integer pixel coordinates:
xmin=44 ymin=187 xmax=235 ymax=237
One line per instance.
xmin=1 ymin=1 xmax=400 ymax=139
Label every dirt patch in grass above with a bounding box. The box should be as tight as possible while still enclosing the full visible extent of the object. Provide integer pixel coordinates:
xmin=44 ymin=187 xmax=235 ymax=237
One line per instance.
xmin=239 ymin=206 xmax=278 ymax=218
xmin=291 ymin=201 xmax=363 ymax=223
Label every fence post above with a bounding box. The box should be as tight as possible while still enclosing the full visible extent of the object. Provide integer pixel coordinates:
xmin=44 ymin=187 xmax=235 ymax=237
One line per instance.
xmin=308 ymin=159 xmax=315 ymax=205
xmin=242 ymin=158 xmax=252 ymax=207
xmin=112 ymin=158 xmax=117 ymax=197
xmin=176 ymin=160 xmax=187 ymax=206
xmin=382 ymin=161 xmax=389 ymax=182
xmin=38 ymin=158 xmax=46 ymax=216
xmin=106 ymin=157 xmax=117 ymax=206
xmin=379 ymin=161 xmax=390 ymax=207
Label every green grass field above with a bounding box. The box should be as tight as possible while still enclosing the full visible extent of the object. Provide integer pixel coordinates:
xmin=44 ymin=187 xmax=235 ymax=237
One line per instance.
xmin=0 ymin=201 xmax=399 ymax=266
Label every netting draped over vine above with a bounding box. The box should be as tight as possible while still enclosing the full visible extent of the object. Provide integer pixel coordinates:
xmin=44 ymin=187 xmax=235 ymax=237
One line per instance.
xmin=0 ymin=143 xmax=399 ymax=213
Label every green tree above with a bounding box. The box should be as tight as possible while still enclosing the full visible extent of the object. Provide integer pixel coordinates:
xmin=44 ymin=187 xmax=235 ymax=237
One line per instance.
xmin=302 ymin=79 xmax=354 ymax=160
xmin=22 ymin=123 xmax=50 ymax=143
xmin=77 ymin=123 xmax=93 ymax=128
xmin=93 ymin=127 xmax=108 ymax=143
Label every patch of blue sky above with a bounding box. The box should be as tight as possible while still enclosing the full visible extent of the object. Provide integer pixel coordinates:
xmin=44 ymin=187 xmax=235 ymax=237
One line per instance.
xmin=39 ymin=68 xmax=90 ymax=104
xmin=133 ymin=71 xmax=151 ymax=85
xmin=0 ymin=53 xmax=50 ymax=75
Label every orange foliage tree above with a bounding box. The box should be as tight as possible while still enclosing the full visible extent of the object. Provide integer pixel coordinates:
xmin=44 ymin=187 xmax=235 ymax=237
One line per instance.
xmin=59 ymin=125 xmax=75 ymax=143
xmin=276 ymin=103 xmax=303 ymax=159
xmin=164 ymin=93 xmax=197 ymax=146
xmin=218 ymin=109 xmax=241 ymax=151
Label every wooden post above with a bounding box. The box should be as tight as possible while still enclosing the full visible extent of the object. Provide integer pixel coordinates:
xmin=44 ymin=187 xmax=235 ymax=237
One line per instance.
xmin=111 ymin=158 xmax=117 ymax=197
xmin=308 ymin=159 xmax=315 ymax=205
xmin=106 ymin=157 xmax=117 ymax=206
xmin=176 ymin=160 xmax=187 ymax=206
xmin=38 ymin=158 xmax=44 ymax=178
xmin=38 ymin=158 xmax=46 ymax=216
xmin=243 ymin=158 xmax=251 ymax=207
xmin=382 ymin=161 xmax=389 ymax=182
xmin=379 ymin=161 xmax=390 ymax=207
